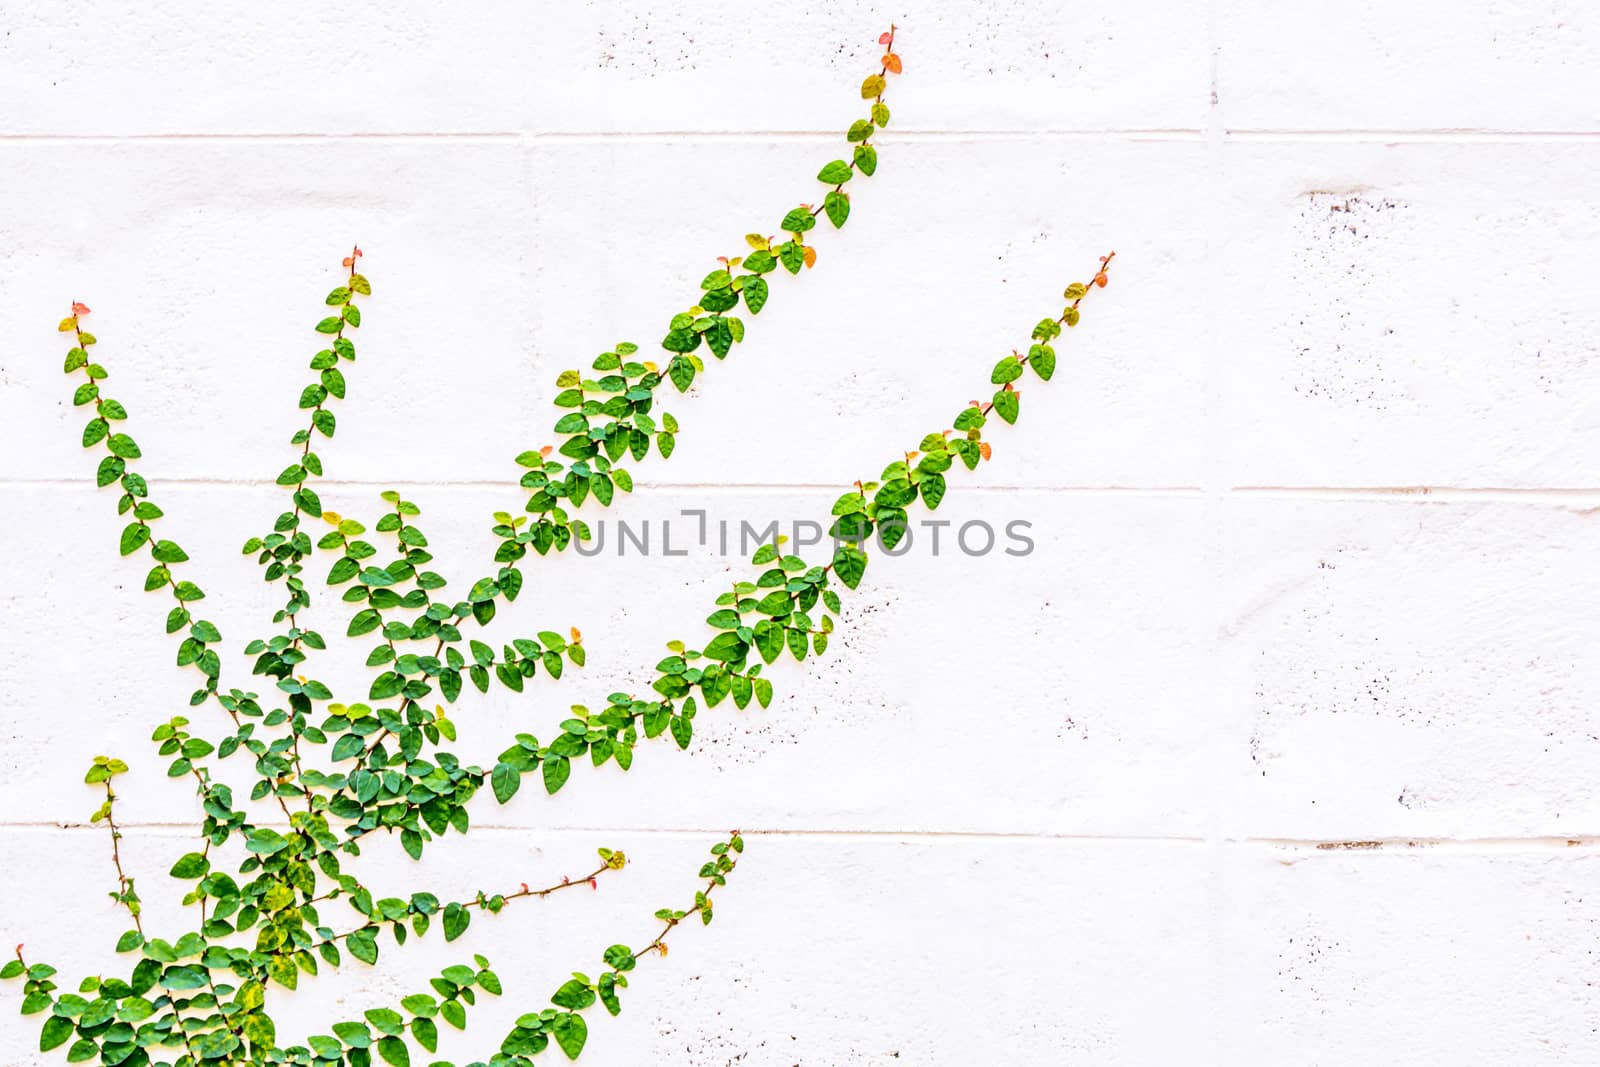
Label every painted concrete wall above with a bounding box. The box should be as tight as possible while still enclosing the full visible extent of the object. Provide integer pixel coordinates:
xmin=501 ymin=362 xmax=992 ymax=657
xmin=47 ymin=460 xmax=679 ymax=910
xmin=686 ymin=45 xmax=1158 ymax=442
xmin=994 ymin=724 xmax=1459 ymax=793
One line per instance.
xmin=1 ymin=2 xmax=1597 ymax=1063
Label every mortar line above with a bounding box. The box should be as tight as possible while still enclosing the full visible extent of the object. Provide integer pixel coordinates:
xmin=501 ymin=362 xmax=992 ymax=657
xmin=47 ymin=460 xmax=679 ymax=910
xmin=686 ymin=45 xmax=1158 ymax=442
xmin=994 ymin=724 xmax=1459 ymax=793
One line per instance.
xmin=0 ymin=128 xmax=1594 ymax=145
xmin=1225 ymin=128 xmax=1600 ymax=143
xmin=5 ymin=822 xmax=1598 ymax=851
xmin=1230 ymin=486 xmax=1600 ymax=501
xmin=8 ymin=477 xmax=1598 ymax=501
xmin=0 ymin=129 xmax=1208 ymax=146
xmin=1200 ymin=13 xmax=1230 ymax=927
xmin=0 ymin=476 xmax=1205 ymax=495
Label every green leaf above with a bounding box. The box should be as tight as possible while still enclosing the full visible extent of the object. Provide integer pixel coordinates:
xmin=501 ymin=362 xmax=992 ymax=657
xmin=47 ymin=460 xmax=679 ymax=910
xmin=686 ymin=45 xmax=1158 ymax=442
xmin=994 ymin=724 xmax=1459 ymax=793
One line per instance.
xmin=954 ymin=406 xmax=986 ymax=431
xmin=817 ymin=160 xmax=853 ymax=184
xmin=991 ymin=355 xmax=1024 ymax=384
xmin=491 ymin=761 xmax=520 ymax=804
xmin=40 ymin=1015 xmax=74 ymax=1052
xmin=542 ymin=754 xmax=571 ymax=794
xmin=668 ymin=356 xmax=695 ymax=392
xmin=365 ymin=1008 xmax=404 ymax=1035
xmin=853 ymin=143 xmax=878 ymax=176
xmin=169 ymin=852 xmax=209 ymax=879
xmin=778 ymin=241 xmax=805 ymax=273
xmin=106 ymin=433 xmax=141 ymax=459
xmin=400 ymin=994 xmax=437 ymax=1018
xmin=151 ymin=539 xmax=189 ymax=563
xmin=119 ymin=523 xmax=150 ymax=556
xmin=550 ymin=979 xmax=596 ymax=1010
xmin=159 ymin=965 xmax=207 ymax=991
xmin=443 ymin=903 xmax=470 ymax=942
xmin=832 ymin=545 xmax=868 ymax=589
xmin=703 ymin=633 xmax=747 ymax=663
xmin=824 ymin=190 xmax=850 ymax=229
xmin=780 ymin=208 xmax=816 ymax=234
xmin=993 ymin=389 xmax=1020 ymax=424
xmin=348 ymin=930 xmax=378 ymax=965
xmin=333 ymin=1021 xmax=373 ymax=1047
xmin=742 ymin=275 xmax=769 ymax=314
xmin=1029 ymin=344 xmax=1057 ymax=381
xmin=552 ymin=1013 xmax=588 ymax=1060
xmin=670 ymin=713 xmax=693 ymax=750
xmin=412 ymin=1016 xmax=438 ymax=1053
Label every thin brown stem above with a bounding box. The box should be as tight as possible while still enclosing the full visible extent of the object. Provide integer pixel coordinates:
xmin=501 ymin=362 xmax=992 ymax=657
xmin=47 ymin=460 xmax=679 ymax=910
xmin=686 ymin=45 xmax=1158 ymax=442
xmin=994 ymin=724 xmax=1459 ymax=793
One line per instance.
xmin=99 ymin=781 xmax=143 ymax=936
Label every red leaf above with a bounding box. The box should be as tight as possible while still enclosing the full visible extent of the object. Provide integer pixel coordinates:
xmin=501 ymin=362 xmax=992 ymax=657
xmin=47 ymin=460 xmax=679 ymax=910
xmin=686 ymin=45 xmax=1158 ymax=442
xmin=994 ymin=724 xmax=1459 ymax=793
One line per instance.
xmin=878 ymin=31 xmax=893 ymax=44
xmin=71 ymin=302 xmax=91 ymax=315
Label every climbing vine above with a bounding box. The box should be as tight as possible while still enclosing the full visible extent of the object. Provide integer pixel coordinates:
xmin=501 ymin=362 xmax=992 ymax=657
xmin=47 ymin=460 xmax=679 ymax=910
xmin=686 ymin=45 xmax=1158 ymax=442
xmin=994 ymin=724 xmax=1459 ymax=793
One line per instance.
xmin=3 ymin=25 xmax=1117 ymax=1067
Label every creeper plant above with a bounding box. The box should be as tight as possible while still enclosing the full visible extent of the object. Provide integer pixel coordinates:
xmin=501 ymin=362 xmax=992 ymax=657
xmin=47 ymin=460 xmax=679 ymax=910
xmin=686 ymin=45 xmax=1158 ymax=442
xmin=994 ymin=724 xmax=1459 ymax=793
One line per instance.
xmin=3 ymin=26 xmax=1116 ymax=1067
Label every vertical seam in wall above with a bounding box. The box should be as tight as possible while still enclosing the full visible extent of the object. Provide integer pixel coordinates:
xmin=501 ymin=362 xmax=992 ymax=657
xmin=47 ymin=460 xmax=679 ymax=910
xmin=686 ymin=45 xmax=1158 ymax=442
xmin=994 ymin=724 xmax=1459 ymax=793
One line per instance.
xmin=1202 ymin=10 xmax=1228 ymax=1056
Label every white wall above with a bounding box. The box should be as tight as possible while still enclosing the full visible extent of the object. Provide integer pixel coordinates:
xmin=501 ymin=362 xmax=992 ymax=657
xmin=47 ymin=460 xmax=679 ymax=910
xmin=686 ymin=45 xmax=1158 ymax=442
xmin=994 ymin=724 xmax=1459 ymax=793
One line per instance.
xmin=1 ymin=2 xmax=1598 ymax=1063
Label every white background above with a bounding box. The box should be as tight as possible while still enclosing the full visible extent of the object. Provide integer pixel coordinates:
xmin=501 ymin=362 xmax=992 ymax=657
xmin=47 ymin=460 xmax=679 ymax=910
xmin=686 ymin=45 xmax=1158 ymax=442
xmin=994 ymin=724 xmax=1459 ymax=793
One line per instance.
xmin=2 ymin=2 xmax=1599 ymax=1064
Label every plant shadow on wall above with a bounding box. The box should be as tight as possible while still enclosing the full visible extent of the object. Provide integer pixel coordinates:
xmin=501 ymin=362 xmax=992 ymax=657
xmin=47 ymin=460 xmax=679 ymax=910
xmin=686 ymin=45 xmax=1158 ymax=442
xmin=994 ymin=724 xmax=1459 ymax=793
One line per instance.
xmin=2 ymin=26 xmax=1116 ymax=1067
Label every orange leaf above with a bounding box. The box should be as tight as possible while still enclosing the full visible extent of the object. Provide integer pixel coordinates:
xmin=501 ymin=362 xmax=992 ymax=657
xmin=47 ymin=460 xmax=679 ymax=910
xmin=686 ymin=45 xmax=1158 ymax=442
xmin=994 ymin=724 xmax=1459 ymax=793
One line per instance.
xmin=1095 ymin=272 xmax=1108 ymax=288
xmin=883 ymin=53 xmax=902 ymax=74
xmin=979 ymin=442 xmax=993 ymax=461
xmin=570 ymin=626 xmax=583 ymax=644
xmin=341 ymin=257 xmax=353 ymax=268
xmin=539 ymin=445 xmax=554 ymax=458
xmin=801 ymin=245 xmax=817 ymax=269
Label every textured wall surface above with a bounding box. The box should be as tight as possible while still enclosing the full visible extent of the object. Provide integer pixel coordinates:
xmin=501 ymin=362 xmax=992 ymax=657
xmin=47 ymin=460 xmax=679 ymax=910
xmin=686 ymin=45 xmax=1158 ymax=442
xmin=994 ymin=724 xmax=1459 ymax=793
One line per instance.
xmin=2 ymin=2 xmax=1598 ymax=1064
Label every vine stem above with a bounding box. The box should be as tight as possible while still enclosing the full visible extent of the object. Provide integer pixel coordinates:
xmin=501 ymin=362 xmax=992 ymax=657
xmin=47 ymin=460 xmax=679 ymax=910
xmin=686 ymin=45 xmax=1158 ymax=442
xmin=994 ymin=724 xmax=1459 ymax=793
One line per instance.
xmin=273 ymin=244 xmax=362 ymax=812
xmin=312 ymin=861 xmax=619 ymax=949
xmin=979 ymin=251 xmax=1116 ymax=418
xmin=69 ymin=308 xmax=279 ymax=816
xmin=98 ymin=780 xmax=142 ymax=936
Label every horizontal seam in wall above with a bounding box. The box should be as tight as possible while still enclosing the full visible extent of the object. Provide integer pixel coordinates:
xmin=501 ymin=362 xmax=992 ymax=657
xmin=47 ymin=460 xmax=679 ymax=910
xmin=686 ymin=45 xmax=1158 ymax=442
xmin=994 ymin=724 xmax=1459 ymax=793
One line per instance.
xmin=0 ymin=128 xmax=1595 ymax=146
xmin=3 ymin=823 xmax=1599 ymax=851
xmin=1225 ymin=128 xmax=1600 ymax=143
xmin=1230 ymin=486 xmax=1600 ymax=501
xmin=4 ymin=480 xmax=1598 ymax=503
xmin=0 ymin=477 xmax=1206 ymax=496
xmin=0 ymin=129 xmax=1203 ymax=146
